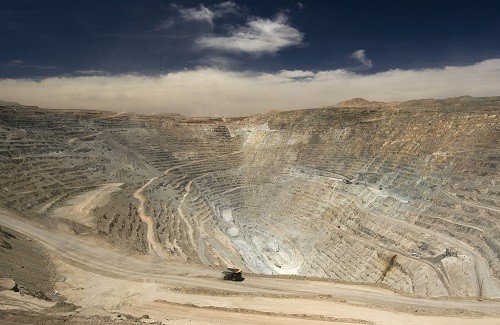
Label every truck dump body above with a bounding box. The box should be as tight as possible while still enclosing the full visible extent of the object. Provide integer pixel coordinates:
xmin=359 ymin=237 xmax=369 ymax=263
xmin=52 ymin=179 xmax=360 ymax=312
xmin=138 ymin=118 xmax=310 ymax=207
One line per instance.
xmin=222 ymin=268 xmax=244 ymax=281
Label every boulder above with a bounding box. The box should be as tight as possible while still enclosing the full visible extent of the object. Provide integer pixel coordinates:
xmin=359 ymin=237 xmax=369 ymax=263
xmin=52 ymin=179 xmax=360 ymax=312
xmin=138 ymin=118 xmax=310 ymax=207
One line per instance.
xmin=0 ymin=278 xmax=19 ymax=292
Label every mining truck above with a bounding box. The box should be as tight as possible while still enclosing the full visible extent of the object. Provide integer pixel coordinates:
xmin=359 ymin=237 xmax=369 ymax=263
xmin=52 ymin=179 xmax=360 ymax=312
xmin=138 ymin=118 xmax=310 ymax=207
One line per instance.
xmin=222 ymin=268 xmax=244 ymax=281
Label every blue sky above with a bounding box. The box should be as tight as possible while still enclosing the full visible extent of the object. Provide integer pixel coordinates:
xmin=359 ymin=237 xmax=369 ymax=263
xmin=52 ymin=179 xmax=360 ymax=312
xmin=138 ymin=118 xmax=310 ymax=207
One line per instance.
xmin=1 ymin=0 xmax=499 ymax=116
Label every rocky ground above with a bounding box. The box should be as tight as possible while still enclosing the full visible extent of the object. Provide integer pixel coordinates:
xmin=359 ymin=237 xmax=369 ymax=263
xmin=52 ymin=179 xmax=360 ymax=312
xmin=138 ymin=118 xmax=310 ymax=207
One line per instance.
xmin=0 ymin=225 xmax=55 ymax=300
xmin=1 ymin=213 xmax=499 ymax=324
xmin=0 ymin=96 xmax=499 ymax=323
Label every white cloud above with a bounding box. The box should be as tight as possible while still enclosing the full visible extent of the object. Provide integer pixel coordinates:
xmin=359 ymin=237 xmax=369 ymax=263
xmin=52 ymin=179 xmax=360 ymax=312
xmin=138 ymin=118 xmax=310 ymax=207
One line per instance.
xmin=276 ymin=69 xmax=315 ymax=80
xmin=1 ymin=59 xmax=499 ymax=117
xmin=350 ymin=49 xmax=373 ymax=71
xmin=8 ymin=59 xmax=60 ymax=70
xmin=212 ymin=1 xmax=240 ymax=16
xmin=197 ymin=55 xmax=239 ymax=69
xmin=177 ymin=4 xmax=215 ymax=25
xmin=165 ymin=3 xmax=299 ymax=56
xmin=196 ymin=13 xmax=304 ymax=55
xmin=9 ymin=59 xmax=26 ymax=67
xmin=170 ymin=2 xmax=240 ymax=27
xmin=74 ymin=69 xmax=108 ymax=76
xmin=155 ymin=18 xmax=175 ymax=31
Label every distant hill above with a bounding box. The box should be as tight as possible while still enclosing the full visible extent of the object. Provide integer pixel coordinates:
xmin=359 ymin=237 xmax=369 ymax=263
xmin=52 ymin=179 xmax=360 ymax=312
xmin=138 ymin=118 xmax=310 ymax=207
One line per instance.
xmin=0 ymin=100 xmax=21 ymax=106
xmin=334 ymin=98 xmax=400 ymax=108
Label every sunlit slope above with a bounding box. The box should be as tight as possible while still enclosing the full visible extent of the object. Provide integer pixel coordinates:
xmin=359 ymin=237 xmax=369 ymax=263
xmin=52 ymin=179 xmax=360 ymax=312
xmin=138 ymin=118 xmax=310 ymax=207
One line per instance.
xmin=0 ymin=96 xmax=498 ymax=297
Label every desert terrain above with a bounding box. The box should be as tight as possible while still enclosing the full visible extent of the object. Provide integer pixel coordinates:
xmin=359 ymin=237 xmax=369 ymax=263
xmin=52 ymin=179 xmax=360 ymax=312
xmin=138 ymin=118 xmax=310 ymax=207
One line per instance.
xmin=0 ymin=96 xmax=499 ymax=324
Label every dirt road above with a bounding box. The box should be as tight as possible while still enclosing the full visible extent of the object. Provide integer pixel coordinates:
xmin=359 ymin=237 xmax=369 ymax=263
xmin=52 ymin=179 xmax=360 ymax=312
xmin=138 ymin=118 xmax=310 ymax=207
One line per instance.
xmin=1 ymin=212 xmax=499 ymax=324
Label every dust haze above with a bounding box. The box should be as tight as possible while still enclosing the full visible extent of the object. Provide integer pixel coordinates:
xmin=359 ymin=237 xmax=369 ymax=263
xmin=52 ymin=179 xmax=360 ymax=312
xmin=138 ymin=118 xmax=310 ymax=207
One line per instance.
xmin=0 ymin=59 xmax=499 ymax=116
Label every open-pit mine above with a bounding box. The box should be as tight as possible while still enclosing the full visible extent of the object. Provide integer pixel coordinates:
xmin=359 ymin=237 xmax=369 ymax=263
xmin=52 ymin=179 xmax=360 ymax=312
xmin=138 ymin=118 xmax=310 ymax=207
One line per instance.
xmin=0 ymin=96 xmax=499 ymax=324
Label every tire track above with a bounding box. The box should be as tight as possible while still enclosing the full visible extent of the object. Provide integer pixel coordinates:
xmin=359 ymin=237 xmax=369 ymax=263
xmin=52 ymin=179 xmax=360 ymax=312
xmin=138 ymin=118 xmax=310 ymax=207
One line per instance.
xmin=133 ymin=176 xmax=175 ymax=259
xmin=1 ymin=211 xmax=499 ymax=314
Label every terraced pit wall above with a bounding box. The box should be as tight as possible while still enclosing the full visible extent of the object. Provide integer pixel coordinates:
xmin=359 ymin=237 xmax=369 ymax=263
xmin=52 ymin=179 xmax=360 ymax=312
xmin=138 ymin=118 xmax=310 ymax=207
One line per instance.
xmin=0 ymin=97 xmax=499 ymax=298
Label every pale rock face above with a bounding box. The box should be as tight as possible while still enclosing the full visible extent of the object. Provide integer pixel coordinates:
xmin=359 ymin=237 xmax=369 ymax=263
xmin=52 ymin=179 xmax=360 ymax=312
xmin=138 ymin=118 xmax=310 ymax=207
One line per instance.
xmin=1 ymin=96 xmax=499 ymax=298
xmin=222 ymin=209 xmax=234 ymax=222
xmin=227 ymin=227 xmax=239 ymax=237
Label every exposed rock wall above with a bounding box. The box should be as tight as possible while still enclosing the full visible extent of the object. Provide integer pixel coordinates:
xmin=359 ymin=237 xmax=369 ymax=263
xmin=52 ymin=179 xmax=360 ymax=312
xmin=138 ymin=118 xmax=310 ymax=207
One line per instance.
xmin=0 ymin=97 xmax=498 ymax=297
